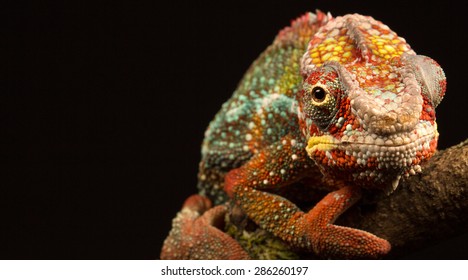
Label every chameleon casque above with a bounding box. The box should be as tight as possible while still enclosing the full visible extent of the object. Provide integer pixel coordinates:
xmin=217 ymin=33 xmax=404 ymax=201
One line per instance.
xmin=161 ymin=11 xmax=446 ymax=259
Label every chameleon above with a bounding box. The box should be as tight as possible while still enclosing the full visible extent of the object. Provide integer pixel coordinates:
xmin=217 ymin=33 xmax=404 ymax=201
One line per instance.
xmin=161 ymin=11 xmax=446 ymax=259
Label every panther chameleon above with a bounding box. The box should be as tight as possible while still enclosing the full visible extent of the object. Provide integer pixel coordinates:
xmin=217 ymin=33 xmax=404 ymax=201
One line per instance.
xmin=161 ymin=11 xmax=446 ymax=259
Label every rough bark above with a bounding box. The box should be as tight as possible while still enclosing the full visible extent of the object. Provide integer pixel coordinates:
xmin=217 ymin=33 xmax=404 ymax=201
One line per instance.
xmin=226 ymin=139 xmax=468 ymax=259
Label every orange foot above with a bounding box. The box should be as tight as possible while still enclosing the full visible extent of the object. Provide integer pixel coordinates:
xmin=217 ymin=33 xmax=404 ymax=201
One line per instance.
xmin=161 ymin=194 xmax=250 ymax=260
xmin=303 ymin=187 xmax=391 ymax=259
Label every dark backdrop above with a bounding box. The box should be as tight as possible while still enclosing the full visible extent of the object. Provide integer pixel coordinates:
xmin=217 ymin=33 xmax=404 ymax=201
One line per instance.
xmin=4 ymin=0 xmax=467 ymax=259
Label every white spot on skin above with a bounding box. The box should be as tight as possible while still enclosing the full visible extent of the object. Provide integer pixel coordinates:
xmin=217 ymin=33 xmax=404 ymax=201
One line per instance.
xmin=261 ymin=94 xmax=282 ymax=108
xmin=336 ymin=117 xmax=344 ymax=128
xmin=333 ymin=193 xmax=344 ymax=201
xmin=263 ymin=179 xmax=268 ymax=185
xmin=280 ymin=169 xmax=286 ymax=174
xmin=245 ymin=134 xmax=252 ymax=141
xmin=291 ymin=154 xmax=298 ymax=160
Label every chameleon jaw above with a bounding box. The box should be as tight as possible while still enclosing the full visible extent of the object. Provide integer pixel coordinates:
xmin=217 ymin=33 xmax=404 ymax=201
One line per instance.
xmin=306 ymin=124 xmax=438 ymax=157
xmin=305 ymin=128 xmax=438 ymax=187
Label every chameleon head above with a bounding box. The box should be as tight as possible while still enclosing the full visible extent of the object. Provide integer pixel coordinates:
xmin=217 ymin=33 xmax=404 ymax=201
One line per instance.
xmin=297 ymin=14 xmax=446 ymax=190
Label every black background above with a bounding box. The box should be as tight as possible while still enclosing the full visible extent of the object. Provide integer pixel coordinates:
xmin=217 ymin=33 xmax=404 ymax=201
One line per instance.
xmin=4 ymin=0 xmax=467 ymax=259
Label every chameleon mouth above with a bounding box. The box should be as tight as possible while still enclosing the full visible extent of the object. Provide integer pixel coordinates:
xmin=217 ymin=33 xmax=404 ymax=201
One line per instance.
xmin=306 ymin=130 xmax=437 ymax=156
xmin=305 ymin=136 xmax=340 ymax=153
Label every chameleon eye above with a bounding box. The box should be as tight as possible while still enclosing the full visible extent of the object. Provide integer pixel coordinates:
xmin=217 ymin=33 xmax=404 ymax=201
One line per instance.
xmin=300 ymin=83 xmax=338 ymax=131
xmin=299 ymin=67 xmax=341 ymax=131
xmin=311 ymin=86 xmax=327 ymax=103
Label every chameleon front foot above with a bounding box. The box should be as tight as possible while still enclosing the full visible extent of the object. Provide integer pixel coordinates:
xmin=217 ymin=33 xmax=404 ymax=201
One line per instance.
xmin=303 ymin=186 xmax=391 ymax=259
xmin=231 ymin=181 xmax=390 ymax=259
xmin=161 ymin=194 xmax=250 ymax=260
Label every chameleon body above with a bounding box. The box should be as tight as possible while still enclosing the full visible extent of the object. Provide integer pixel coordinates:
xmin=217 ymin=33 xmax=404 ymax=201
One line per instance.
xmin=161 ymin=11 xmax=446 ymax=259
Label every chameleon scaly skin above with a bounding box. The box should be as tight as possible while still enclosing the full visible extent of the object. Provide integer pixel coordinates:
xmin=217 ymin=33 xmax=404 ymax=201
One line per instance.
xmin=161 ymin=11 xmax=446 ymax=259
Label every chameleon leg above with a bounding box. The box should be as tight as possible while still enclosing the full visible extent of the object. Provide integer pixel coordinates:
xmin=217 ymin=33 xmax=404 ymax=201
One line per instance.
xmin=225 ymin=135 xmax=390 ymax=259
xmin=304 ymin=186 xmax=391 ymax=258
xmin=229 ymin=182 xmax=390 ymax=258
xmin=161 ymin=194 xmax=250 ymax=260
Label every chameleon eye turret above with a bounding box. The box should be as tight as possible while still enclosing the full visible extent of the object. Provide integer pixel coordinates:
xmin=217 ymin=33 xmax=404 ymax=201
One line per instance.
xmin=298 ymin=67 xmax=342 ymax=131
